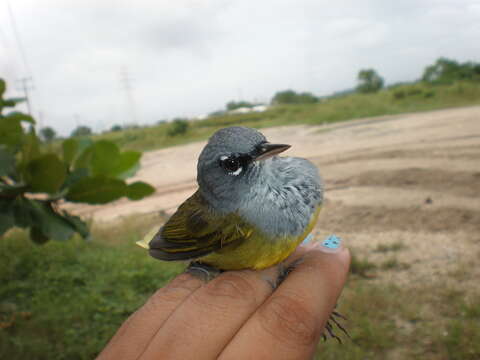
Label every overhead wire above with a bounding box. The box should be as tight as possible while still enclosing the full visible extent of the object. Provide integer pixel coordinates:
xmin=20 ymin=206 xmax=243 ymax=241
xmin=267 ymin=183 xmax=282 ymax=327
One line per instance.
xmin=6 ymin=0 xmax=31 ymax=75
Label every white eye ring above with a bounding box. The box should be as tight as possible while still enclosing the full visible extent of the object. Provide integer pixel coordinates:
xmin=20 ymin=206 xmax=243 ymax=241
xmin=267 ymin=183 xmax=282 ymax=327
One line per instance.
xmin=220 ymin=155 xmax=243 ymax=175
xmin=230 ymin=167 xmax=242 ymax=176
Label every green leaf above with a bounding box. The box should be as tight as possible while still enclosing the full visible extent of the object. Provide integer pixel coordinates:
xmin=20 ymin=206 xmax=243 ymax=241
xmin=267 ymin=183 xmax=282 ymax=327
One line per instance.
xmin=0 ymin=147 xmax=16 ymax=176
xmin=2 ymin=97 xmax=25 ymax=107
xmin=66 ymin=176 xmax=127 ymax=204
xmin=25 ymin=154 xmax=67 ymax=193
xmin=90 ymin=140 xmax=121 ymax=176
xmin=30 ymin=226 xmax=49 ymax=244
xmin=62 ymin=211 xmax=90 ymax=239
xmin=111 ymin=151 xmax=141 ymax=179
xmin=62 ymin=167 xmax=89 ymax=189
xmin=0 ymin=118 xmax=24 ymax=149
xmin=12 ymin=197 xmax=35 ymax=228
xmin=34 ymin=201 xmax=75 ymax=241
xmin=74 ymin=146 xmax=93 ymax=170
xmin=0 ymin=78 xmax=5 ymax=97
xmin=14 ymin=199 xmax=75 ymax=241
xmin=126 ymin=181 xmax=155 ymax=200
xmin=4 ymin=111 xmax=35 ymax=124
xmin=62 ymin=138 xmax=79 ymax=166
xmin=0 ymin=183 xmax=27 ymax=197
xmin=19 ymin=130 xmax=41 ymax=170
xmin=0 ymin=199 xmax=15 ymax=235
xmin=77 ymin=137 xmax=93 ymax=153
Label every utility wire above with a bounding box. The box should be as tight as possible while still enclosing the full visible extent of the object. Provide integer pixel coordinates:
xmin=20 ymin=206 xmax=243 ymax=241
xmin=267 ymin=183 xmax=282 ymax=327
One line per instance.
xmin=6 ymin=0 xmax=31 ymax=75
xmin=0 ymin=23 xmax=9 ymax=49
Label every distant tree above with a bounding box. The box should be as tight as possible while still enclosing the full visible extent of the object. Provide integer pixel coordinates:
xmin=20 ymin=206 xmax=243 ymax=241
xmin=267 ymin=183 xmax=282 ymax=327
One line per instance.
xmin=226 ymin=101 xmax=254 ymax=111
xmin=422 ymin=57 xmax=480 ymax=84
xmin=208 ymin=110 xmax=226 ymax=117
xmin=39 ymin=126 xmax=56 ymax=142
xmin=271 ymin=90 xmax=318 ymax=105
xmin=356 ymin=69 xmax=384 ymax=93
xmin=167 ymin=118 xmax=189 ymax=137
xmin=296 ymin=92 xmax=318 ymax=103
xmin=272 ymin=90 xmax=296 ymax=104
xmin=71 ymin=125 xmax=92 ymax=137
xmin=111 ymin=124 xmax=122 ymax=132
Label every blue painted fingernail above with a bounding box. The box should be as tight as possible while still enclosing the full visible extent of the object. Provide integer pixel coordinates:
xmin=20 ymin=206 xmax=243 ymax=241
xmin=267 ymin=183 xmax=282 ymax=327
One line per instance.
xmin=322 ymin=235 xmax=342 ymax=249
xmin=302 ymin=233 xmax=314 ymax=245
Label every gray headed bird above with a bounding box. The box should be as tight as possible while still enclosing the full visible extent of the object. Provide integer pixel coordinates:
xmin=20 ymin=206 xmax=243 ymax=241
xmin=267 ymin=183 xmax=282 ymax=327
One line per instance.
xmin=148 ymin=126 xmax=323 ymax=271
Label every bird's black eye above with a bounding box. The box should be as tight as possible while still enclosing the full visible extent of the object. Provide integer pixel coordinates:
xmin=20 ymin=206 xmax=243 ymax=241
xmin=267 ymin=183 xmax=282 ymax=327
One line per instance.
xmin=220 ymin=156 xmax=241 ymax=173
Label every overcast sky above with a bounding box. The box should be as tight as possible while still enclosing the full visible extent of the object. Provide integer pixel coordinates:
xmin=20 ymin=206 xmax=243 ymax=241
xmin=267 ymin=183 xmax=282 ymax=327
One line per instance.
xmin=1 ymin=0 xmax=479 ymax=135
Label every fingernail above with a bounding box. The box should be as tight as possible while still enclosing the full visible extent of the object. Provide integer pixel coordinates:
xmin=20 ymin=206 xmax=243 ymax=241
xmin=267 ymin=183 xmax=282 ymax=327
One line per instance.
xmin=317 ymin=234 xmax=343 ymax=253
xmin=301 ymin=233 xmax=314 ymax=246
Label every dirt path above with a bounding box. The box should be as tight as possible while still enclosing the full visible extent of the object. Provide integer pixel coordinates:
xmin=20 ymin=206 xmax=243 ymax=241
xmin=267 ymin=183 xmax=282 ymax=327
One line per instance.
xmin=66 ymin=105 xmax=480 ymax=286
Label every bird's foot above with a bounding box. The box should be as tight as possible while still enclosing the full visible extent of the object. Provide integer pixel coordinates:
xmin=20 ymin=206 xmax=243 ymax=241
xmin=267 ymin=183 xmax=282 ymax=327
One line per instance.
xmin=267 ymin=257 xmax=305 ymax=289
xmin=322 ymin=309 xmax=350 ymax=343
xmin=186 ymin=261 xmax=223 ymax=282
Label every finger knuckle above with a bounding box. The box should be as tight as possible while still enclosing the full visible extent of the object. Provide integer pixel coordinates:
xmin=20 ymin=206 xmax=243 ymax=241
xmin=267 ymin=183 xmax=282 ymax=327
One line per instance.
xmin=148 ymin=274 xmax=201 ymax=308
xmin=258 ymin=294 xmax=319 ymax=346
xmin=202 ymin=273 xmax=258 ymax=306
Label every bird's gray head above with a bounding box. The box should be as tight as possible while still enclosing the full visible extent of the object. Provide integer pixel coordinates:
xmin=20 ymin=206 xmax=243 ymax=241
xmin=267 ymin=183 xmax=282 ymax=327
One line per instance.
xmin=197 ymin=126 xmax=290 ymax=211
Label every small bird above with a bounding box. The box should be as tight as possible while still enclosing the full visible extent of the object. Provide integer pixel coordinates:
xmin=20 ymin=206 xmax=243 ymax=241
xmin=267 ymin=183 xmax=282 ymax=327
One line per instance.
xmin=148 ymin=126 xmax=323 ymax=271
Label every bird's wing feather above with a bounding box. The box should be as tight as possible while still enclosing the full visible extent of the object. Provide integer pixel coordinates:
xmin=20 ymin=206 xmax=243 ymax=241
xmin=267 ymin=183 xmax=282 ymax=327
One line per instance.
xmin=149 ymin=191 xmax=251 ymax=261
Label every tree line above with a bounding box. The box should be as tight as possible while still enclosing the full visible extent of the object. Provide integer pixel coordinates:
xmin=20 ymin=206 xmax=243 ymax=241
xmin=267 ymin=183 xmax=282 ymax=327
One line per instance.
xmin=38 ymin=57 xmax=480 ymax=140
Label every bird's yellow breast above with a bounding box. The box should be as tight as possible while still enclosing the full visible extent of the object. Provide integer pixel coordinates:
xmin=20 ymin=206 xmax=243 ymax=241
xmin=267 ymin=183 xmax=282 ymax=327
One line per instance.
xmin=199 ymin=206 xmax=321 ymax=270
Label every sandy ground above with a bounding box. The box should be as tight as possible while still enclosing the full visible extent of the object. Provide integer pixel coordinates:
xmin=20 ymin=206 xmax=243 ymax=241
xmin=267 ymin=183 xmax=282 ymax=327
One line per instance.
xmin=66 ymin=105 xmax=480 ymax=286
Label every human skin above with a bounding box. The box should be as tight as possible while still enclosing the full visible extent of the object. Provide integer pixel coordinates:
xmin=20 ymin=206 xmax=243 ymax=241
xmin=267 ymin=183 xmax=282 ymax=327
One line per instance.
xmin=97 ymin=242 xmax=350 ymax=360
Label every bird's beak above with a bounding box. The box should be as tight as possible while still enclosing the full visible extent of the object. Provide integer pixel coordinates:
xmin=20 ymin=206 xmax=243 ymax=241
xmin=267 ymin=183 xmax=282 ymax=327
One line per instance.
xmin=253 ymin=142 xmax=291 ymax=161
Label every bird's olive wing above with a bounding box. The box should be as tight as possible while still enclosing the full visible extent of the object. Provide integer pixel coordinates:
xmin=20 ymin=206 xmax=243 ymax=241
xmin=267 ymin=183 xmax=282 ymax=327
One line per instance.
xmin=149 ymin=191 xmax=250 ymax=261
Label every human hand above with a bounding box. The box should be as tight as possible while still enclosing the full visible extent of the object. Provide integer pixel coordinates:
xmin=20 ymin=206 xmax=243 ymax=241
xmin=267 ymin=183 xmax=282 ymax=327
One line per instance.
xmin=97 ymin=239 xmax=350 ymax=360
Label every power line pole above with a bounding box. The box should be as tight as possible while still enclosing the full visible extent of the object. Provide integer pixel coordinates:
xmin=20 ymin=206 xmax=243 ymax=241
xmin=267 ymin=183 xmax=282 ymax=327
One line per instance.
xmin=120 ymin=67 xmax=138 ymax=126
xmin=17 ymin=76 xmax=33 ymax=115
xmin=37 ymin=110 xmax=44 ymax=130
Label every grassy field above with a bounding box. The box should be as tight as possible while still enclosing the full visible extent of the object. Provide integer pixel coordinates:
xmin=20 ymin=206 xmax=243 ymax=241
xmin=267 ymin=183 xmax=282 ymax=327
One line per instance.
xmin=95 ymin=81 xmax=480 ymax=152
xmin=1 ymin=215 xmax=479 ymax=359
xmin=0 ymin=215 xmax=184 ymax=360
xmin=3 ymin=81 xmax=480 ymax=359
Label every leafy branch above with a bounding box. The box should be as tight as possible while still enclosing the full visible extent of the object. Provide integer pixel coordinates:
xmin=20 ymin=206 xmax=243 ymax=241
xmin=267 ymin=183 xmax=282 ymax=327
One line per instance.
xmin=0 ymin=78 xmax=155 ymax=243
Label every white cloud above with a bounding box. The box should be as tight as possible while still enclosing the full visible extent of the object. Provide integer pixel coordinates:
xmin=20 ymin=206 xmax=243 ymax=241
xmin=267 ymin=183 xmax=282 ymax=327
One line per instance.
xmin=1 ymin=0 xmax=479 ymax=135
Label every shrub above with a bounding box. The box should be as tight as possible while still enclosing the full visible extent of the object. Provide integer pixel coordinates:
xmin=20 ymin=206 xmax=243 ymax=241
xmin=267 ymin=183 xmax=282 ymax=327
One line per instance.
xmin=392 ymin=90 xmax=406 ymax=100
xmin=167 ymin=118 xmax=189 ymax=137
xmin=0 ymin=78 xmax=155 ymax=243
xmin=356 ymin=69 xmax=384 ymax=93
xmin=110 ymin=124 xmax=122 ymax=132
xmin=71 ymin=125 xmax=93 ymax=137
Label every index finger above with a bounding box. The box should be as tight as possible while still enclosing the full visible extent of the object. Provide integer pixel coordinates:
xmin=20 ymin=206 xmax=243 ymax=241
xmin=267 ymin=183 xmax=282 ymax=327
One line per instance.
xmin=219 ymin=242 xmax=350 ymax=360
xmin=97 ymin=273 xmax=204 ymax=360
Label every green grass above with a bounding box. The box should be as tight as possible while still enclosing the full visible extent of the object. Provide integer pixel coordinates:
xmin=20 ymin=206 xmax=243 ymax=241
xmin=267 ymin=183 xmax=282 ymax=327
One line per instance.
xmin=315 ymin=282 xmax=400 ymax=359
xmin=380 ymin=257 xmax=411 ymax=271
xmin=314 ymin=280 xmax=480 ymax=359
xmin=0 ymin=216 xmax=184 ymax=360
xmin=349 ymin=252 xmax=377 ymax=278
xmin=92 ymin=81 xmax=480 ymax=152
xmin=2 ymin=215 xmax=480 ymax=359
xmin=374 ymin=241 xmax=406 ymax=253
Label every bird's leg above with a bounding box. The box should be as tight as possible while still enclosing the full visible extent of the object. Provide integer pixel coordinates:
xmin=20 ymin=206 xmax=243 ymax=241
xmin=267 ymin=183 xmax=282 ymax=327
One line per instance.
xmin=186 ymin=261 xmax=223 ymax=282
xmin=271 ymin=257 xmax=305 ymax=288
